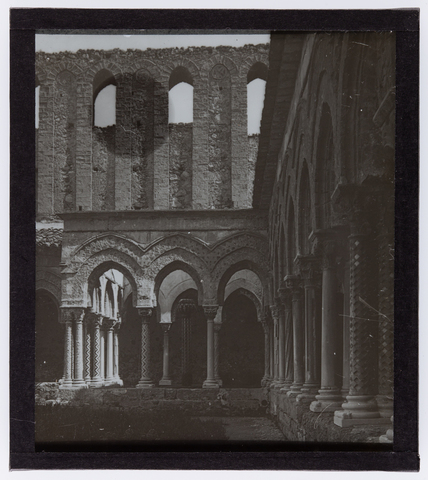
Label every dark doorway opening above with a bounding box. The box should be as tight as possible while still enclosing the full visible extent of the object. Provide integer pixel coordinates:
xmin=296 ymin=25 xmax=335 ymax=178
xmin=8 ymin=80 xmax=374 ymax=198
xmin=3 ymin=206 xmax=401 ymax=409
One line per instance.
xmin=220 ymin=292 xmax=264 ymax=387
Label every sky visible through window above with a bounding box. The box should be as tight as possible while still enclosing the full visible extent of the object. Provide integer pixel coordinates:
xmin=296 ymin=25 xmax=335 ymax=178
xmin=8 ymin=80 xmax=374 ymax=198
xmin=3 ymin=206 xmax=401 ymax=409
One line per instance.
xmin=36 ymin=34 xmax=270 ymax=132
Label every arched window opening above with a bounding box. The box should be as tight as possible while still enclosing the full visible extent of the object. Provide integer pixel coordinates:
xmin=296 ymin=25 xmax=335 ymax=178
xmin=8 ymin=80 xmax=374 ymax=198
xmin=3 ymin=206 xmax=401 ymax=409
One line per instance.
xmin=168 ymin=67 xmax=194 ymax=124
xmin=93 ymin=69 xmax=117 ymax=127
xmin=247 ymin=62 xmax=268 ymax=135
xmin=247 ymin=78 xmax=266 ymax=135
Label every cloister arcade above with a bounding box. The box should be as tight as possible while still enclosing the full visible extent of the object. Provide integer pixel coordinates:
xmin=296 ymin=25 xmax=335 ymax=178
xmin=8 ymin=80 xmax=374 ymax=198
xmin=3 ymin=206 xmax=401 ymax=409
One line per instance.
xmin=37 ymin=229 xmax=270 ymax=390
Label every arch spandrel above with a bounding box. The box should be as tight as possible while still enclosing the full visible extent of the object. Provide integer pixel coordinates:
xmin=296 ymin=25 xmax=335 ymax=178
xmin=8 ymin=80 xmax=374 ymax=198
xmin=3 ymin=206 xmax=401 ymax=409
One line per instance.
xmin=69 ymin=234 xmax=145 ymax=270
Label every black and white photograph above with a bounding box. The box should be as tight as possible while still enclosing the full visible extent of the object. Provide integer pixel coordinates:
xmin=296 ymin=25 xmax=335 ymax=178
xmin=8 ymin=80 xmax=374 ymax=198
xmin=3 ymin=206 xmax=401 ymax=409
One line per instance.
xmin=33 ymin=28 xmax=397 ymax=449
xmin=8 ymin=7 xmax=420 ymax=471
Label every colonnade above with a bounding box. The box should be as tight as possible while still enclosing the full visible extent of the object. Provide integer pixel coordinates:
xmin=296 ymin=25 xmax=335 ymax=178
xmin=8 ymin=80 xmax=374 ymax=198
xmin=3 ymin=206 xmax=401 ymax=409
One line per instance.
xmin=59 ymin=300 xmax=228 ymax=389
xmin=138 ymin=301 xmax=223 ymax=389
xmin=264 ymin=214 xmax=394 ymax=430
xmin=59 ymin=308 xmax=122 ymax=389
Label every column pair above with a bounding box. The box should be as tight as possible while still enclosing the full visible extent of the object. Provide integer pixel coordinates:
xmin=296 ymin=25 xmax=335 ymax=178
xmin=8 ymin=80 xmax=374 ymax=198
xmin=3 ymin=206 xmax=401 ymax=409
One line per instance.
xmin=295 ymin=255 xmax=322 ymax=403
xmin=60 ymin=307 xmax=88 ymax=389
xmin=281 ymin=277 xmax=305 ymax=397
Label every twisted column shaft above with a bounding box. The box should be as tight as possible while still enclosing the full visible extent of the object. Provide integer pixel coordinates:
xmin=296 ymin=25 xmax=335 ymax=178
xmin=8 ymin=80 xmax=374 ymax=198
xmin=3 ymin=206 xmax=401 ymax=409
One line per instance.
xmin=137 ymin=308 xmax=155 ymax=388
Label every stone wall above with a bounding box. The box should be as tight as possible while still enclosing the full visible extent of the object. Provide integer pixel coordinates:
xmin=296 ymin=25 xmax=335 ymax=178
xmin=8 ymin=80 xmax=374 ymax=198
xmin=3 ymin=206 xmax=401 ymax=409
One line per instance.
xmin=92 ymin=126 xmax=115 ymax=210
xmin=36 ymin=44 xmax=269 ymax=216
xmin=36 ymin=384 xmax=269 ymax=417
xmin=269 ymin=390 xmax=388 ymax=443
xmin=169 ymin=123 xmax=192 ymax=209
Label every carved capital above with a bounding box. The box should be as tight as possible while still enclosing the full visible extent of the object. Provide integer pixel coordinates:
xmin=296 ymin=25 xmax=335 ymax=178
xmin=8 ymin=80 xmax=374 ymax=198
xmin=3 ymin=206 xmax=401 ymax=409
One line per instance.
xmin=203 ymin=305 xmax=218 ymax=321
xmin=269 ymin=304 xmax=279 ymax=322
xmin=284 ymin=275 xmax=303 ymax=295
xmin=137 ymin=307 xmax=153 ymax=324
xmin=104 ymin=318 xmax=117 ymax=330
xmin=60 ymin=307 xmax=85 ymax=324
xmin=294 ymin=254 xmax=321 ymax=284
xmin=277 ymin=283 xmax=290 ymax=303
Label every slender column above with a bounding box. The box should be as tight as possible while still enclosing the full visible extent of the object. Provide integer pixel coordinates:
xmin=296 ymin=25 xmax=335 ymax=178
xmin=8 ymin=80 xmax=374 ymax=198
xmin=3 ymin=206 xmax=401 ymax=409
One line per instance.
xmin=295 ymin=255 xmax=321 ymax=403
xmin=100 ymin=327 xmax=106 ymax=381
xmin=214 ymin=323 xmax=222 ymax=386
xmin=269 ymin=319 xmax=274 ymax=384
xmin=83 ymin=315 xmax=92 ymax=383
xmin=310 ymin=237 xmax=342 ymax=411
xmin=261 ymin=310 xmax=270 ymax=387
xmin=90 ymin=314 xmax=103 ymax=386
xmin=71 ymin=324 xmax=75 ymax=381
xmin=203 ymin=306 xmax=220 ymax=388
xmin=274 ymin=297 xmax=286 ymax=388
xmin=335 ymin=229 xmax=383 ymax=425
xmin=269 ymin=305 xmax=279 ymax=385
xmin=159 ymin=323 xmax=172 ymax=386
xmin=341 ymin=263 xmax=351 ymax=398
xmin=104 ymin=319 xmax=116 ymax=383
xmin=137 ymin=307 xmax=155 ymax=388
xmin=278 ymin=286 xmax=293 ymax=392
xmin=59 ymin=318 xmax=73 ymax=389
xmin=73 ymin=309 xmax=87 ymax=388
xmin=113 ymin=322 xmax=120 ymax=381
xmin=285 ymin=276 xmax=305 ymax=397
xmin=331 ymin=184 xmax=388 ymax=426
xmin=177 ymin=299 xmax=196 ymax=386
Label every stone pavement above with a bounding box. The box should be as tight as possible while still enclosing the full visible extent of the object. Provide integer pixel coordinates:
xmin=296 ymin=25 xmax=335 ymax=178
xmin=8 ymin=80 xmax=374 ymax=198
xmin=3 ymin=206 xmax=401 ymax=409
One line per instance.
xmin=194 ymin=416 xmax=286 ymax=442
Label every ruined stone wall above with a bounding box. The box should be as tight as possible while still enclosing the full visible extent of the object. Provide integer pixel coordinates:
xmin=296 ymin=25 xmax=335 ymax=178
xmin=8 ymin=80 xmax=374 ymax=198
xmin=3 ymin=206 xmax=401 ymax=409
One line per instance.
xmin=36 ymin=44 xmax=269 ymax=217
xmin=169 ymin=123 xmax=192 ymax=209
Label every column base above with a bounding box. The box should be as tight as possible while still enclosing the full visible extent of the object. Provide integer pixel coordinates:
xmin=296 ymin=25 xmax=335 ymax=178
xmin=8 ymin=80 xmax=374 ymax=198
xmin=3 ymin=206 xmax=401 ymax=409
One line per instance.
xmin=202 ymin=379 xmax=220 ymax=388
xmin=310 ymin=388 xmax=343 ymax=412
xmin=296 ymin=385 xmax=319 ymax=404
xmin=159 ymin=379 xmax=172 ymax=386
xmin=279 ymin=381 xmax=293 ymax=393
xmin=67 ymin=380 xmax=88 ymax=389
xmin=274 ymin=381 xmax=286 ymax=389
xmin=334 ymin=411 xmax=390 ymax=427
xmin=59 ymin=380 xmax=74 ymax=389
xmin=137 ymin=379 xmax=155 ymax=388
xmin=286 ymin=383 xmax=303 ymax=398
xmin=89 ymin=378 xmax=104 ymax=388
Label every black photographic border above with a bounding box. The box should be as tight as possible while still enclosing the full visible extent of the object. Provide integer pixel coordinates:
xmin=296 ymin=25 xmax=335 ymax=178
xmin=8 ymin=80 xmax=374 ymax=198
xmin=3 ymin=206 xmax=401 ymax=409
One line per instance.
xmin=10 ymin=8 xmax=419 ymax=471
